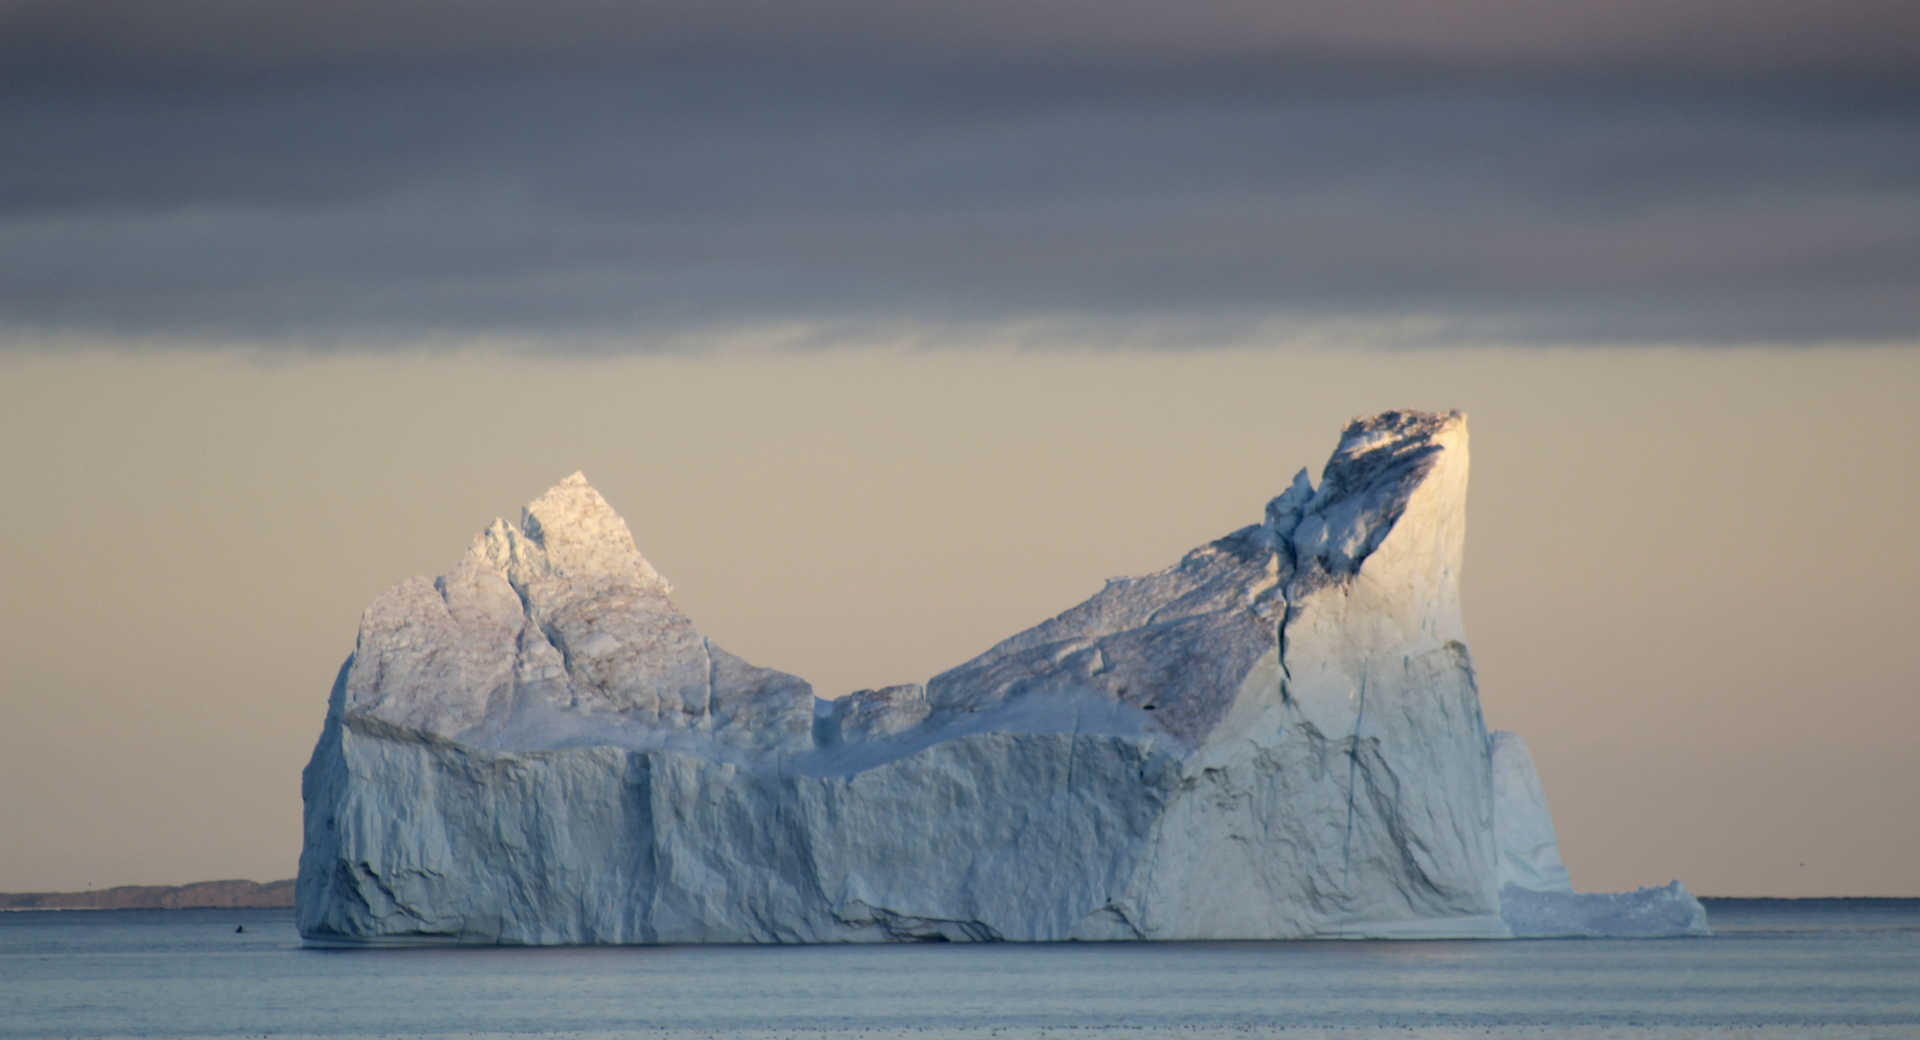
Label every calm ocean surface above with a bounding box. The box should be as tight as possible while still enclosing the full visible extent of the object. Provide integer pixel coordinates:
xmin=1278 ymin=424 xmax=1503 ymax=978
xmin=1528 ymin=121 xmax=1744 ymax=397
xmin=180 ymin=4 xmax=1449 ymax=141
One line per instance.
xmin=3 ymin=899 xmax=1915 ymax=1040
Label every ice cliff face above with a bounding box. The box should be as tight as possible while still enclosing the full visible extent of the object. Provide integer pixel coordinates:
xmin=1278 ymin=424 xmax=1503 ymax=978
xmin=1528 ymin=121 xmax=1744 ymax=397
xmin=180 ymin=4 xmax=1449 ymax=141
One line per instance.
xmin=298 ymin=410 xmax=1707 ymax=944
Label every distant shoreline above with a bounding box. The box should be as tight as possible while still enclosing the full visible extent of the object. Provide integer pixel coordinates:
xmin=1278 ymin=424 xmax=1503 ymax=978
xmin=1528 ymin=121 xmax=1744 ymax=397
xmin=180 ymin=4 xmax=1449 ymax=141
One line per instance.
xmin=0 ymin=878 xmax=295 ymax=911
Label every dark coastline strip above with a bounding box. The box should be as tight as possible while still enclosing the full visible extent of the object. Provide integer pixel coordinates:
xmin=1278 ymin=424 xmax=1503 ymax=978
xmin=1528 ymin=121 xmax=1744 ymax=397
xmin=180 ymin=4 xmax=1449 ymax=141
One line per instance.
xmin=0 ymin=878 xmax=295 ymax=910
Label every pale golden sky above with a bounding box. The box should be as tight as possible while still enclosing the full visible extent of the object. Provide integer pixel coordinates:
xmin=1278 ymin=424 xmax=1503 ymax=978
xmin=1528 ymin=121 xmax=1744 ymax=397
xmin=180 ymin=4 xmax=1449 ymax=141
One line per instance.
xmin=1 ymin=345 xmax=1914 ymax=896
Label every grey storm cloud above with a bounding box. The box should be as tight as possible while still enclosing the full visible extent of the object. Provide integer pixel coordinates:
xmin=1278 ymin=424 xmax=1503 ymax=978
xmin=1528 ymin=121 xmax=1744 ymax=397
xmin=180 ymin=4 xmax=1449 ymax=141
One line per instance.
xmin=3 ymin=0 xmax=1918 ymax=348
xmin=9 ymin=0 xmax=1920 ymax=72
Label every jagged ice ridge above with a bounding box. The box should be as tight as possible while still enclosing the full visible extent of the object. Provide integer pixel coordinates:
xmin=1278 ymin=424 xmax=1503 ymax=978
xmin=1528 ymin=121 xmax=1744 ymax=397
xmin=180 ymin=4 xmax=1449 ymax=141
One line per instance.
xmin=298 ymin=410 xmax=1707 ymax=943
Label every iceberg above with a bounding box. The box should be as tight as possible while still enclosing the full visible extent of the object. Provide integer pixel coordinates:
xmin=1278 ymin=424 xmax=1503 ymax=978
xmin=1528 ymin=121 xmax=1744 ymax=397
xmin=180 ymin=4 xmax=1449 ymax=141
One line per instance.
xmin=297 ymin=409 xmax=1707 ymax=944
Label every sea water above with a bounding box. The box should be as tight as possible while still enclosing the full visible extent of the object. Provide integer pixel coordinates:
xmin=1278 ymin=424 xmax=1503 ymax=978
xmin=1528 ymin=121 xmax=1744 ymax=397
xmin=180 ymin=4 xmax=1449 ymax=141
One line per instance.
xmin=3 ymin=899 xmax=1915 ymax=1039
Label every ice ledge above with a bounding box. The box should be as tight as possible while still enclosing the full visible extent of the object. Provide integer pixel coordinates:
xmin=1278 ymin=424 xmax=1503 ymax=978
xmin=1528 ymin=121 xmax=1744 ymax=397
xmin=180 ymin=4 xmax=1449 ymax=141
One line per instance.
xmin=1501 ymin=881 xmax=1712 ymax=938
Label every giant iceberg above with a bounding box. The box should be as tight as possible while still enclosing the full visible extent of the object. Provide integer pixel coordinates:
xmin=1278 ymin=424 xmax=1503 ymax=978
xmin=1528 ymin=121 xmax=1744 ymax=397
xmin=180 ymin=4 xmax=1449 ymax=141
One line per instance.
xmin=298 ymin=410 xmax=1707 ymax=943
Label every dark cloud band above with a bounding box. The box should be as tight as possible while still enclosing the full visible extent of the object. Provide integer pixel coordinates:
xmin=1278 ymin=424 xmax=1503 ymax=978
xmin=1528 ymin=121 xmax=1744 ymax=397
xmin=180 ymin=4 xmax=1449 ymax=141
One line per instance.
xmin=3 ymin=3 xmax=1917 ymax=348
xmin=8 ymin=0 xmax=1920 ymax=73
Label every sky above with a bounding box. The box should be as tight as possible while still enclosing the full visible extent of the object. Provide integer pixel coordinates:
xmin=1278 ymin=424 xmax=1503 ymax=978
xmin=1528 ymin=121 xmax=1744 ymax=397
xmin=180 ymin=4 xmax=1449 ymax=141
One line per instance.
xmin=1 ymin=1 xmax=1916 ymax=897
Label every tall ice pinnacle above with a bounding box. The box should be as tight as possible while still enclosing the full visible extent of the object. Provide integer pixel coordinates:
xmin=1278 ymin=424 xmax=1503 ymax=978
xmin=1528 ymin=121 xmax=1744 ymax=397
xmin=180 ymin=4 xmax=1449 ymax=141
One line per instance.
xmin=481 ymin=471 xmax=672 ymax=593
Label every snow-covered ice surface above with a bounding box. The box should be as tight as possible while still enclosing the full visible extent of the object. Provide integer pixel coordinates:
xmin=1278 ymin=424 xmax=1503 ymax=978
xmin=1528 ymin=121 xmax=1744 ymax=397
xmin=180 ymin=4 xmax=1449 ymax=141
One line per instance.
xmin=298 ymin=410 xmax=1707 ymax=944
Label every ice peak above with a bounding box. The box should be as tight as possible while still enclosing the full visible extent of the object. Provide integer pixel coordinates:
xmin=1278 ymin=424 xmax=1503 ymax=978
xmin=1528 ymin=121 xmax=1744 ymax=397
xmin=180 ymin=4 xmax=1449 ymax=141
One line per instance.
xmin=1337 ymin=408 xmax=1461 ymax=451
xmin=513 ymin=473 xmax=671 ymax=592
xmin=1310 ymin=409 xmax=1462 ymax=505
xmin=1288 ymin=409 xmax=1467 ymax=582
